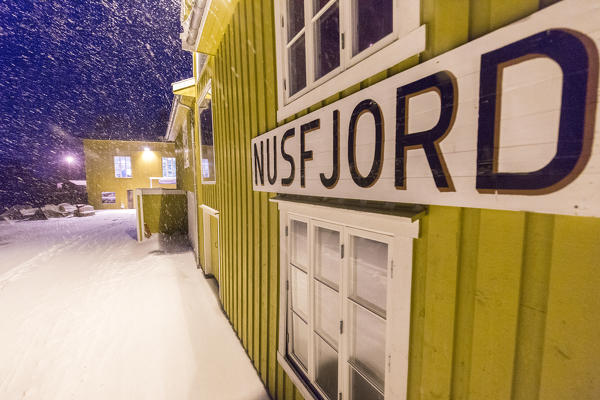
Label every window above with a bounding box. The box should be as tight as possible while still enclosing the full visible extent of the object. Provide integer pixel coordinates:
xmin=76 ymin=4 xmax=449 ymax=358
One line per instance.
xmin=274 ymin=0 xmax=425 ymax=120
xmin=182 ymin=117 xmax=190 ymax=169
xmin=114 ymin=156 xmax=131 ymax=178
xmin=162 ymin=157 xmax=176 ymax=178
xmin=199 ymin=81 xmax=216 ymax=183
xmin=274 ymin=200 xmax=419 ymax=400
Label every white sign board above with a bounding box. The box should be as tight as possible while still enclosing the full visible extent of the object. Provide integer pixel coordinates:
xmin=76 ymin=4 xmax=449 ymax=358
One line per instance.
xmin=251 ymin=0 xmax=600 ymax=217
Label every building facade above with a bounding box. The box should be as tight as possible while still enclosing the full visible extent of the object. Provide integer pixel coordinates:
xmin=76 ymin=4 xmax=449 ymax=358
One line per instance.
xmin=170 ymin=0 xmax=600 ymax=399
xmin=83 ymin=139 xmax=176 ymax=209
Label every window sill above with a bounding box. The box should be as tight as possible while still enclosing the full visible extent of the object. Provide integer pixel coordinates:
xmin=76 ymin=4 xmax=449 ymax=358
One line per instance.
xmin=277 ymin=24 xmax=427 ymax=123
xmin=277 ymin=352 xmax=319 ymax=400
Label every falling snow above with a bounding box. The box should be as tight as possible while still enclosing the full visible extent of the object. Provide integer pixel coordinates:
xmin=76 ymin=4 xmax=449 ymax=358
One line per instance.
xmin=0 ymin=1 xmax=192 ymax=209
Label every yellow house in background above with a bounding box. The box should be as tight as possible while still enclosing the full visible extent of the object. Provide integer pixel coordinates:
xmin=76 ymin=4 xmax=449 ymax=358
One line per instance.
xmin=83 ymin=139 xmax=176 ymax=210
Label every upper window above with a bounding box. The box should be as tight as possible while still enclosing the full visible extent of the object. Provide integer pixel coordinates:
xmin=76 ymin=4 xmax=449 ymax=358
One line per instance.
xmin=162 ymin=157 xmax=176 ymax=178
xmin=114 ymin=156 xmax=131 ymax=178
xmin=274 ymin=200 xmax=419 ymax=400
xmin=275 ymin=0 xmax=424 ymax=120
xmin=199 ymin=81 xmax=216 ymax=183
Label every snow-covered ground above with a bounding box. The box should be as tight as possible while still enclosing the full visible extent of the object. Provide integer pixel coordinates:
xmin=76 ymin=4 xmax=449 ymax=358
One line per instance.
xmin=0 ymin=210 xmax=269 ymax=400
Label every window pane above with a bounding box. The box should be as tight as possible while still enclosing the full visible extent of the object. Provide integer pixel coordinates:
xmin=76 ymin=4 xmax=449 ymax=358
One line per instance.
xmin=200 ymin=101 xmax=216 ymax=181
xmin=350 ymin=235 xmax=388 ymax=315
xmin=291 ymin=265 xmax=308 ymax=318
xmin=349 ymin=303 xmax=386 ymax=390
xmin=315 ymin=281 xmax=339 ymax=346
xmin=287 ymin=0 xmax=305 ymax=41
xmin=349 ymin=367 xmax=384 ymax=400
xmin=314 ymin=1 xmax=340 ymax=80
xmin=288 ymin=35 xmax=307 ymax=96
xmin=162 ymin=157 xmax=176 ymax=178
xmin=291 ymin=219 xmax=308 ymax=267
xmin=353 ymin=0 xmax=393 ymax=56
xmin=313 ymin=0 xmax=330 ymax=15
xmin=315 ymin=226 xmax=340 ymax=287
xmin=291 ymin=312 xmax=309 ymax=370
xmin=114 ymin=156 xmax=131 ymax=178
xmin=316 ymin=335 xmax=338 ymax=400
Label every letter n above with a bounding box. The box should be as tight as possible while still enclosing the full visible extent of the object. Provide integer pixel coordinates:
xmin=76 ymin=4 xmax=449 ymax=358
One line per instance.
xmin=254 ymin=141 xmax=264 ymax=186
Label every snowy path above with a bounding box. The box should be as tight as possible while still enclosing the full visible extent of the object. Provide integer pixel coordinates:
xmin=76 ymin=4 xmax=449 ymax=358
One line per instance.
xmin=0 ymin=210 xmax=270 ymax=400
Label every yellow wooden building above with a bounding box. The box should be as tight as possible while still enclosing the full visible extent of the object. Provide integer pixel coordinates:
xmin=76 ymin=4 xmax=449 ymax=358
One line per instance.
xmin=83 ymin=139 xmax=176 ymax=210
xmin=165 ymin=0 xmax=600 ymax=399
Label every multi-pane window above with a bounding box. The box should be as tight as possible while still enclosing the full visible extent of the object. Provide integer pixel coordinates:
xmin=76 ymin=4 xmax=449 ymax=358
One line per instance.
xmin=162 ymin=157 xmax=176 ymax=178
xmin=282 ymin=0 xmax=396 ymax=98
xmin=199 ymin=82 xmax=216 ymax=183
xmin=114 ymin=156 xmax=131 ymax=178
xmin=275 ymin=0 xmax=423 ymax=119
xmin=276 ymin=201 xmax=419 ymax=400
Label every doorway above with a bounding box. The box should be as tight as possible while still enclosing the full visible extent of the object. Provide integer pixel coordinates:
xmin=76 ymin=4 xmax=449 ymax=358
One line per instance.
xmin=187 ymin=191 xmax=199 ymax=264
xmin=201 ymin=205 xmax=220 ymax=284
xmin=127 ymin=190 xmax=134 ymax=209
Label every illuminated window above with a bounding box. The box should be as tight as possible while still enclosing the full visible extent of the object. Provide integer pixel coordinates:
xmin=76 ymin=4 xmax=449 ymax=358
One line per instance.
xmin=162 ymin=157 xmax=176 ymax=177
xmin=114 ymin=156 xmax=131 ymax=178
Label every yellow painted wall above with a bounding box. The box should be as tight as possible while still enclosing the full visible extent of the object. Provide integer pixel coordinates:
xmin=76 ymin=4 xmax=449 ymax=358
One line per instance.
xmin=142 ymin=193 xmax=187 ymax=234
xmin=189 ymin=0 xmax=599 ymax=399
xmin=83 ymin=139 xmax=176 ymax=209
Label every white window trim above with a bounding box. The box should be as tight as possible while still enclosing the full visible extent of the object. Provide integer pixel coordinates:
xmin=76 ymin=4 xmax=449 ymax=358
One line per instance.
xmin=198 ymin=80 xmax=217 ymax=184
xmin=274 ymin=0 xmax=426 ymax=123
xmin=272 ymin=198 xmax=419 ymax=400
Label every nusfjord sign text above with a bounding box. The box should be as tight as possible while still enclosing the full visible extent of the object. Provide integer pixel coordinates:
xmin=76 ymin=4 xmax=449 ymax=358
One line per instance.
xmin=250 ymin=0 xmax=600 ymax=217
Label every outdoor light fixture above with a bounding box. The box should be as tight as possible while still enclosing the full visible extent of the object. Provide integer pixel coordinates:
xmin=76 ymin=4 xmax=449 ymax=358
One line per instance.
xmin=65 ymin=155 xmax=74 ymax=164
xmin=142 ymin=147 xmax=154 ymax=161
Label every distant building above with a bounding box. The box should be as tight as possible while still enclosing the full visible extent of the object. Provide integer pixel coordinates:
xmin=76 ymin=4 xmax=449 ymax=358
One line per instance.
xmin=82 ymin=139 xmax=176 ymax=209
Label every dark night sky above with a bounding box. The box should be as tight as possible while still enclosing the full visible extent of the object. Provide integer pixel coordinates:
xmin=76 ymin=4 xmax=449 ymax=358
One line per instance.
xmin=0 ymin=0 xmax=192 ymax=208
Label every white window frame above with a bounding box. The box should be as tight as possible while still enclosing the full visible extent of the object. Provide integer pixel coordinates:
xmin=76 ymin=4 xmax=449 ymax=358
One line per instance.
xmin=198 ymin=80 xmax=216 ymax=184
xmin=162 ymin=156 xmax=176 ymax=178
xmin=273 ymin=198 xmax=419 ymax=400
xmin=274 ymin=0 xmax=426 ymax=122
xmin=113 ymin=155 xmax=132 ymax=178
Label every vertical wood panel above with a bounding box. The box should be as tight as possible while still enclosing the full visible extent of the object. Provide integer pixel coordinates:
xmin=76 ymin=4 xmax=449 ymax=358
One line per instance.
xmin=450 ymin=208 xmax=480 ymax=400
xmin=225 ymin=23 xmax=237 ymax=320
xmin=511 ymin=213 xmax=554 ymax=400
xmin=263 ymin=0 xmax=280 ymax=395
xmin=420 ymin=207 xmax=461 ymax=399
xmin=469 ymin=210 xmax=525 ymax=400
xmin=244 ymin=0 xmax=259 ymax=369
xmin=421 ymin=0 xmax=470 ymax=61
xmin=539 ymin=216 xmax=600 ymax=399
xmin=253 ymin=0 xmax=270 ymax=386
xmin=237 ymin=0 xmax=250 ymax=351
xmin=231 ymin=12 xmax=242 ymax=336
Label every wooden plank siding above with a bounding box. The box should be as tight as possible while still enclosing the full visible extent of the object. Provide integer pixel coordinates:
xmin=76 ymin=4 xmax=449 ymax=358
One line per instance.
xmin=191 ymin=0 xmax=600 ymax=399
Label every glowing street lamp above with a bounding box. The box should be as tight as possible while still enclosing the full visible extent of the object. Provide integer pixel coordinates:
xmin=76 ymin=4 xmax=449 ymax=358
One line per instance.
xmin=64 ymin=155 xmax=75 ymax=179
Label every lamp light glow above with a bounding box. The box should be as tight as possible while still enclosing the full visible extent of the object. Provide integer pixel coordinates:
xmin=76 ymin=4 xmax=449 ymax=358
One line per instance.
xmin=142 ymin=147 xmax=154 ymax=161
